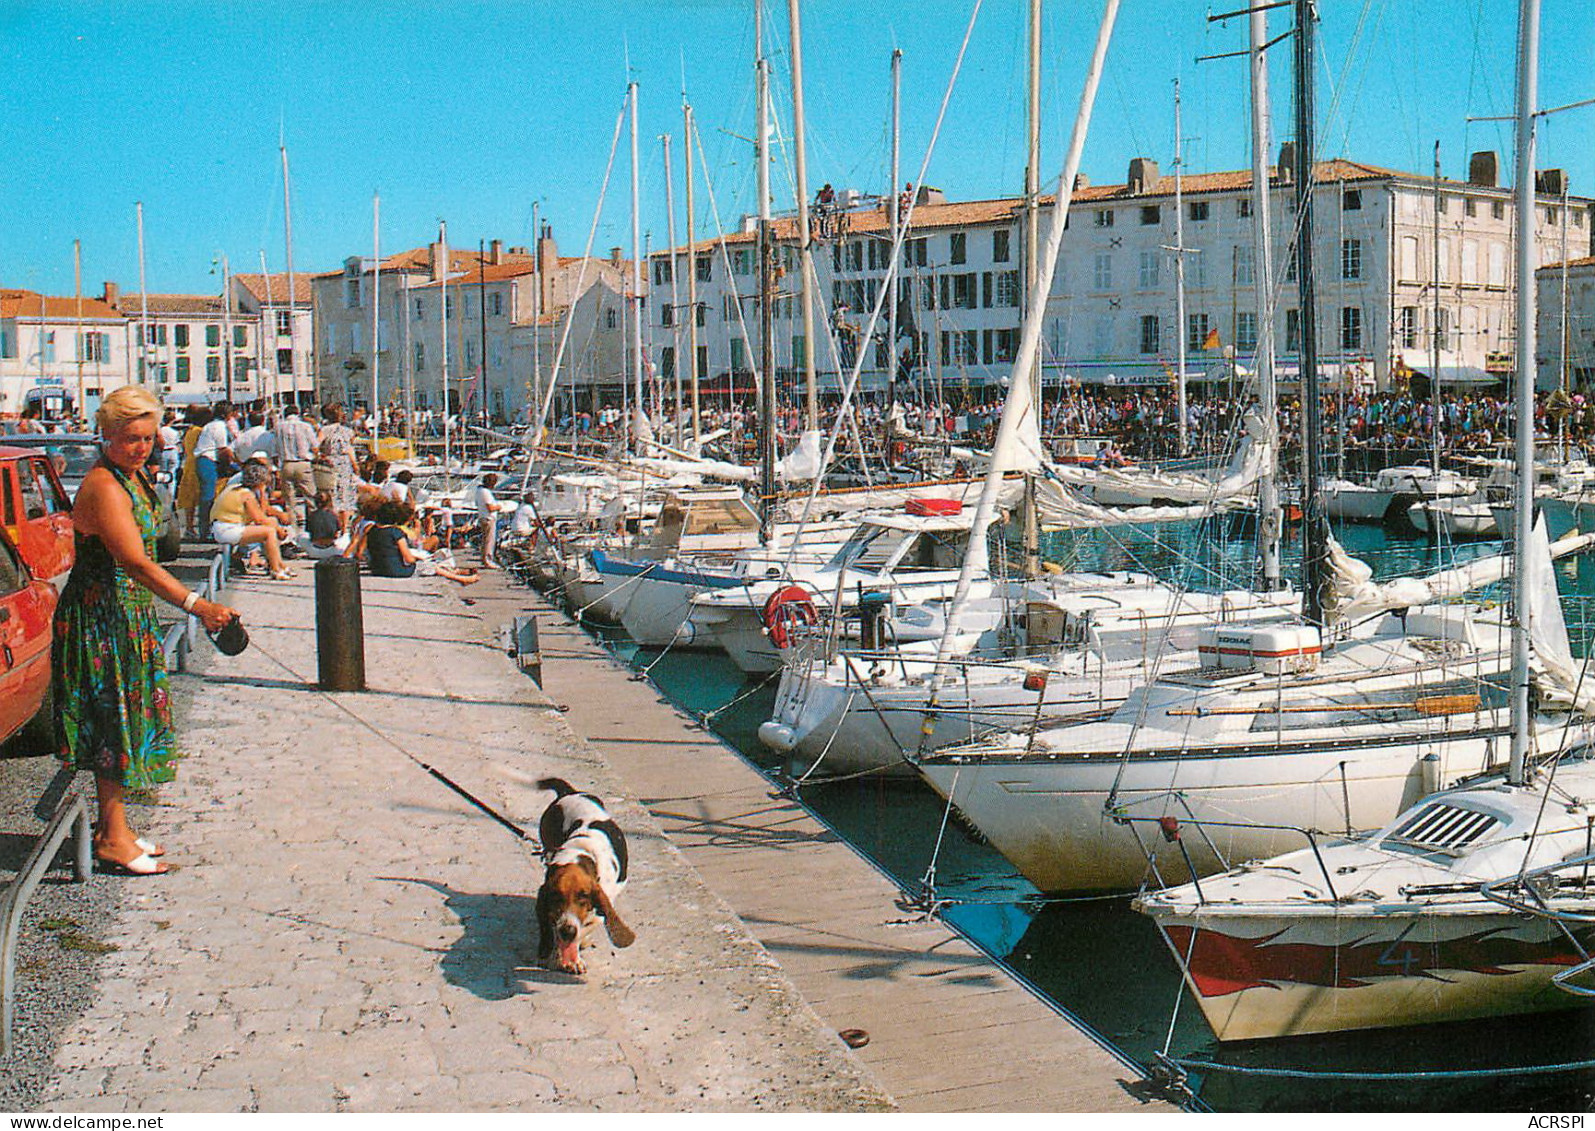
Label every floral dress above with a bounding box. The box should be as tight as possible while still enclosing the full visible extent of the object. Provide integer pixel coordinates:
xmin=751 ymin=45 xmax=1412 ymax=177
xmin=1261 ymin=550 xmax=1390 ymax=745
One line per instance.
xmin=54 ymin=462 xmax=175 ymax=789
xmin=319 ymin=423 xmax=357 ymax=513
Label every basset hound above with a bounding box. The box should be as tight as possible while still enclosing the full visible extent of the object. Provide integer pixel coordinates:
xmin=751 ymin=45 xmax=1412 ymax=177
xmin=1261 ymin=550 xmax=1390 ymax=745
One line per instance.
xmin=535 ymin=777 xmax=636 ymax=974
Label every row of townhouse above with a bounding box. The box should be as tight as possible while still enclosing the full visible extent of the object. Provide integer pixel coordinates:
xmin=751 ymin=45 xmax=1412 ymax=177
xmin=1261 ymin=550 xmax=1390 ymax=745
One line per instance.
xmin=0 ymin=276 xmax=315 ymax=417
xmin=311 ymin=229 xmax=636 ymax=423
xmin=647 ymin=148 xmax=1595 ymax=400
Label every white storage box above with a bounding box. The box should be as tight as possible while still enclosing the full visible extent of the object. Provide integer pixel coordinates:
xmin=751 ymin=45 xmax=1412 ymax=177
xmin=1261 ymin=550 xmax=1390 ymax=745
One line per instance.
xmin=1197 ymin=624 xmax=1322 ymax=675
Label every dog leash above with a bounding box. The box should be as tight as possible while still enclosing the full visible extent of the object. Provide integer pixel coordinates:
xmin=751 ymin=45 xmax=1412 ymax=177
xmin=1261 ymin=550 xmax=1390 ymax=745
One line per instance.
xmin=241 ymin=637 xmax=543 ymax=851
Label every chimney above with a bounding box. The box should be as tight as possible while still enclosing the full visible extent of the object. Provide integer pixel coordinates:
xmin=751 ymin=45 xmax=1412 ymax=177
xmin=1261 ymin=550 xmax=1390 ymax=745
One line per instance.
xmin=537 ymin=229 xmax=559 ymax=277
xmin=1277 ymin=141 xmax=1297 ymax=184
xmin=1127 ymin=157 xmax=1160 ymax=194
xmin=1537 ymin=169 xmax=1570 ymax=197
xmin=429 ymin=239 xmax=447 ymax=283
xmin=1469 ymin=150 xmax=1499 ymax=188
xmin=101 ymin=281 xmax=120 ymax=308
xmin=1073 ymin=173 xmax=1091 ymax=191
xmin=490 ymin=239 xmax=504 ymax=265
xmin=915 ymin=184 xmax=946 ymax=206
xmin=609 ymin=246 xmax=623 ymax=268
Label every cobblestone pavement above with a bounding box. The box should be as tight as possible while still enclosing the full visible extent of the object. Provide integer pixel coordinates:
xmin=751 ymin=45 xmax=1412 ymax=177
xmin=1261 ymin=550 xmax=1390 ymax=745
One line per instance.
xmin=39 ymin=567 xmax=891 ymax=1113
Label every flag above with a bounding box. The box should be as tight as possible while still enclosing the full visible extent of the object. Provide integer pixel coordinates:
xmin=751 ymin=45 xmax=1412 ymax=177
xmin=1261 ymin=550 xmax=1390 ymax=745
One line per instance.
xmin=1202 ymin=327 xmax=1221 ymax=351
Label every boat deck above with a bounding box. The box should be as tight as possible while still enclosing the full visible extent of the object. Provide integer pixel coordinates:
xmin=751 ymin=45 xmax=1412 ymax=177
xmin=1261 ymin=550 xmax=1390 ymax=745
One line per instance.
xmin=531 ymin=595 xmax=1173 ymax=1113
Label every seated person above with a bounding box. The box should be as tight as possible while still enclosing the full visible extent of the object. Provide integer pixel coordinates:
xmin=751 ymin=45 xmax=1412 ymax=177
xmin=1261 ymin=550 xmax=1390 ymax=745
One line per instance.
xmin=342 ymin=494 xmax=387 ymax=562
xmin=210 ymin=463 xmax=293 ymax=580
xmin=295 ymin=490 xmax=349 ymax=560
xmin=366 ymin=501 xmax=478 ymax=585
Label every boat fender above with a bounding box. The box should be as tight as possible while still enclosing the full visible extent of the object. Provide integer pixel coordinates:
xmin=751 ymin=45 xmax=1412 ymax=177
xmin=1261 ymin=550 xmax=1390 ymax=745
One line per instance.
xmin=1022 ymin=669 xmax=1048 ymax=693
xmin=762 ymin=585 xmax=819 ymax=648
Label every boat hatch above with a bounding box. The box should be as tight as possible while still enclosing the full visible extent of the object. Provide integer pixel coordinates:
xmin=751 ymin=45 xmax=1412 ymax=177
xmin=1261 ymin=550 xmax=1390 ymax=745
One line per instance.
xmin=1384 ymin=803 xmax=1501 ymax=855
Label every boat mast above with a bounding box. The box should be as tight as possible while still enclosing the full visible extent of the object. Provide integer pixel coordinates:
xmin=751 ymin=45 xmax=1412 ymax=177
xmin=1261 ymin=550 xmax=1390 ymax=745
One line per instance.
xmin=1432 ymin=140 xmax=1444 ymax=483
xmin=1173 ymin=78 xmax=1189 ymax=455
xmin=1560 ymin=178 xmax=1570 ymax=456
xmin=1249 ymin=3 xmax=1281 ymax=590
xmin=136 ymin=203 xmax=150 ymax=387
xmin=1509 ymin=0 xmax=1541 ymax=786
xmin=684 ymin=100 xmax=701 ymax=445
xmin=787 ymin=0 xmax=818 ymax=430
xmin=371 ymin=193 xmax=381 ymax=428
xmin=1025 ymin=0 xmax=1042 ymax=406
xmin=73 ymin=240 xmax=83 ymax=416
xmin=884 ymin=48 xmax=903 ymax=463
xmin=1293 ymin=0 xmax=1329 ymax=626
xmin=258 ymin=250 xmax=273 ymax=407
xmin=756 ymin=3 xmax=777 ymax=542
xmin=440 ymin=220 xmax=452 ymax=493
xmin=661 ymin=135 xmax=683 ymax=434
xmin=629 ymin=80 xmax=644 ymax=453
xmin=281 ymin=142 xmax=306 ymax=407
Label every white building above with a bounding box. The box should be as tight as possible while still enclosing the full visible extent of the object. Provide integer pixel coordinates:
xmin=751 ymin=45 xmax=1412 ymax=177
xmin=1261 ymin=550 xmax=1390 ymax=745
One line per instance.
xmin=312 ymin=231 xmax=636 ymax=423
xmin=0 ymin=286 xmax=133 ymax=418
xmin=124 ymin=291 xmax=257 ymax=405
xmin=231 ymin=273 xmax=315 ymax=406
xmin=650 ymin=151 xmax=1593 ymax=401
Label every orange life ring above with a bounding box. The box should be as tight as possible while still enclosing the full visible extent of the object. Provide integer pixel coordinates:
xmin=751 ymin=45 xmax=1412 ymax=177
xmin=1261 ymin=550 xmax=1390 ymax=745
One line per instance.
xmin=762 ymin=585 xmax=819 ymax=648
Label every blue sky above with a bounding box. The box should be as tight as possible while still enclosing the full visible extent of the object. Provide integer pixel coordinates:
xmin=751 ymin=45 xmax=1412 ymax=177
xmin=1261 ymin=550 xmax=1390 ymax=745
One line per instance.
xmin=1 ymin=0 xmax=1591 ymax=298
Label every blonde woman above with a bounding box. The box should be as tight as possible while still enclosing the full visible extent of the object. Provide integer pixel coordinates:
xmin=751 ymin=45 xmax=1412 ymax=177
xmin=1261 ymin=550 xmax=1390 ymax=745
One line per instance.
xmin=56 ymin=386 xmax=237 ymax=876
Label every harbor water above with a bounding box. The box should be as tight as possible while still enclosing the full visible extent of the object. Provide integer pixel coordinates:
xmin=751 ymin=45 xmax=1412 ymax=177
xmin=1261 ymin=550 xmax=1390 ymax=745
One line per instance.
xmin=584 ymin=514 xmax=1595 ymax=1112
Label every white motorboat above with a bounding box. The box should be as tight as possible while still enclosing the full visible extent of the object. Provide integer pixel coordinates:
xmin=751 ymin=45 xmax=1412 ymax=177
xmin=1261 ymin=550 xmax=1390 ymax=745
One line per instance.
xmin=1406 ymin=480 xmax=1511 ymax=539
xmin=1324 ymin=465 xmax=1475 ymax=523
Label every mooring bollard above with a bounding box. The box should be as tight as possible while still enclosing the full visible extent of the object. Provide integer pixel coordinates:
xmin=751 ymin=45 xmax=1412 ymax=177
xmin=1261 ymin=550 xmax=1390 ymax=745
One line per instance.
xmin=315 ymin=557 xmax=366 ymax=691
xmin=512 ymin=614 xmax=543 ymax=687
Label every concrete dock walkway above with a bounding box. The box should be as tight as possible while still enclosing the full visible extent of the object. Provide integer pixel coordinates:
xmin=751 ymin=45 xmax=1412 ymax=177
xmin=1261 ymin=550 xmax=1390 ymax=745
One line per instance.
xmin=39 ymin=568 xmax=889 ymax=1113
xmin=527 ymin=592 xmax=1170 ymax=1114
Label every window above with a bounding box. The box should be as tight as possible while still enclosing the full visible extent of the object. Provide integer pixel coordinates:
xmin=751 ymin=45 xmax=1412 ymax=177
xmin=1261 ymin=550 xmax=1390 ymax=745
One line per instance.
xmin=1436 ymin=307 xmax=1453 ymax=351
xmin=1401 ymin=235 xmax=1420 ymax=280
xmin=1343 ymin=189 xmax=1362 ymax=210
xmin=1094 ymin=209 xmax=1114 ymax=228
xmin=1577 ymin=211 xmax=1586 ymax=229
xmin=1187 ymin=313 xmax=1212 ymax=351
xmin=1398 ymin=306 xmax=1419 ymax=349
xmin=414 ymin=297 xmax=425 ymax=320
xmin=41 ymin=332 xmax=54 ymax=363
xmin=490 ymin=291 xmax=503 ymax=316
xmin=1139 ymin=314 xmax=1160 ymax=354
xmin=732 ymin=248 xmax=754 ymax=276
xmin=174 ymin=323 xmax=189 ymax=348
xmin=1235 ymin=246 xmax=1255 ymax=286
xmin=1285 ymin=245 xmax=1298 ymax=282
xmin=144 ymin=323 xmax=163 ymax=346
xmin=275 ymin=310 xmax=293 ymax=336
xmin=993 ymin=230 xmax=1011 ymax=263
xmin=1238 ymin=198 xmax=1252 ymax=218
xmin=233 ymin=325 xmax=246 ymax=348
xmin=0 ymin=322 xmax=13 ymax=360
xmin=1285 ymin=309 xmax=1301 ymax=353
xmin=1438 ymin=237 xmax=1452 ymax=282
xmin=1465 ymin=198 xmax=1478 ymax=217
xmin=345 ymin=277 xmax=361 ymax=307
xmin=77 ymin=332 xmax=108 ymax=362
xmin=1235 ymin=311 xmax=1258 ymax=351
xmin=1340 ymin=306 xmax=1363 ymax=350
xmin=1547 ymin=206 xmax=1560 ymax=225
xmin=791 ymin=335 xmax=805 ymax=367
xmin=277 ymin=348 xmax=293 ymax=374
xmin=993 ymin=327 xmax=1019 ymax=364
xmin=464 ymin=339 xmax=478 ymax=370
xmin=350 ymin=322 xmax=363 ymax=354
xmin=1492 ymin=200 xmax=1504 ymax=220
xmin=206 ymin=355 xmax=220 ymax=382
xmin=653 ymin=259 xmax=672 ymax=285
xmin=606 ymin=308 xmax=618 ymax=329
xmin=695 ymin=304 xmax=706 ymax=327
xmin=414 ymin=342 xmax=425 ymax=372
xmin=176 ymin=356 xmax=191 ymax=383
xmin=1139 ymin=205 xmax=1161 ymax=226
xmin=950 ymin=232 xmax=967 ymax=265
xmin=867 ymin=239 xmax=884 ymax=271
xmin=1341 ymin=238 xmax=1362 ymax=280
xmin=1093 ymin=252 xmax=1112 ymax=290
xmin=205 ymin=324 xmax=220 ymax=348
xmin=1138 ymin=251 xmax=1160 ymax=288
xmin=1462 ymin=238 xmax=1479 ymax=284
xmin=695 ymin=253 xmax=712 ymax=282
xmin=19 ymin=460 xmax=63 ymax=519
xmin=1489 ymin=242 xmax=1507 ymax=286
xmin=981 ymin=272 xmax=994 ymax=308
xmin=905 ymin=238 xmax=928 ymax=267
xmin=940 ymin=329 xmax=978 ymax=365
xmin=1188 ymin=200 xmax=1209 ymax=222
xmin=951 ymin=273 xmax=977 ymax=309
xmin=696 ymin=344 xmax=708 ymax=376
xmin=995 ymin=270 xmax=1021 ymax=307
xmin=463 ymin=292 xmax=476 ymax=318
xmin=661 ymin=303 xmax=674 ymax=328
xmin=325 ymin=323 xmax=338 ymax=354
xmin=1437 ymin=195 xmax=1450 ymax=215
xmin=845 ymin=241 xmax=864 ymax=271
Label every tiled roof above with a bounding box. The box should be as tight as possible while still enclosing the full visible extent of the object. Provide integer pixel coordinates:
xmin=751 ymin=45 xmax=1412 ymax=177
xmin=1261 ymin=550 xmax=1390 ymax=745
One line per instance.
xmin=0 ymin=288 xmax=126 ymax=320
xmin=125 ymin=293 xmax=229 ymax=316
xmin=1540 ymin=256 xmax=1595 ymax=271
xmin=649 ymin=158 xmax=1540 ymax=257
xmin=232 ymin=273 xmax=313 ymax=305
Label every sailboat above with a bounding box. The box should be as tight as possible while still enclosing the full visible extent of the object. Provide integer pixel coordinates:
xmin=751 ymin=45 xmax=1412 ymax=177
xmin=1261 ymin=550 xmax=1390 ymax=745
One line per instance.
xmin=1134 ymin=0 xmax=1595 ymax=1042
xmin=907 ymin=0 xmax=1587 ymax=896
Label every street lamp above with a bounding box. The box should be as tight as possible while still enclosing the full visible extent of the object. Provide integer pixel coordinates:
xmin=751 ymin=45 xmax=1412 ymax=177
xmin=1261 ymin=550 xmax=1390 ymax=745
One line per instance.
xmin=210 ymin=252 xmax=234 ymax=402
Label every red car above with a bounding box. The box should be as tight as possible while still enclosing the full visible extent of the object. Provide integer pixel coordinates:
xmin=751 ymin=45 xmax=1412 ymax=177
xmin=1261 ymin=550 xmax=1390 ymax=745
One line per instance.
xmin=0 ymin=447 xmax=75 ymax=750
xmin=0 ymin=445 xmax=75 ymax=587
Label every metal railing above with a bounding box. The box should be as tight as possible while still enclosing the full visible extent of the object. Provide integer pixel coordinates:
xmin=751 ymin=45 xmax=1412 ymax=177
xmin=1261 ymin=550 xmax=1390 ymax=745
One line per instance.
xmin=1 ymin=791 xmax=92 ymax=1056
xmin=163 ymin=550 xmax=229 ymax=674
